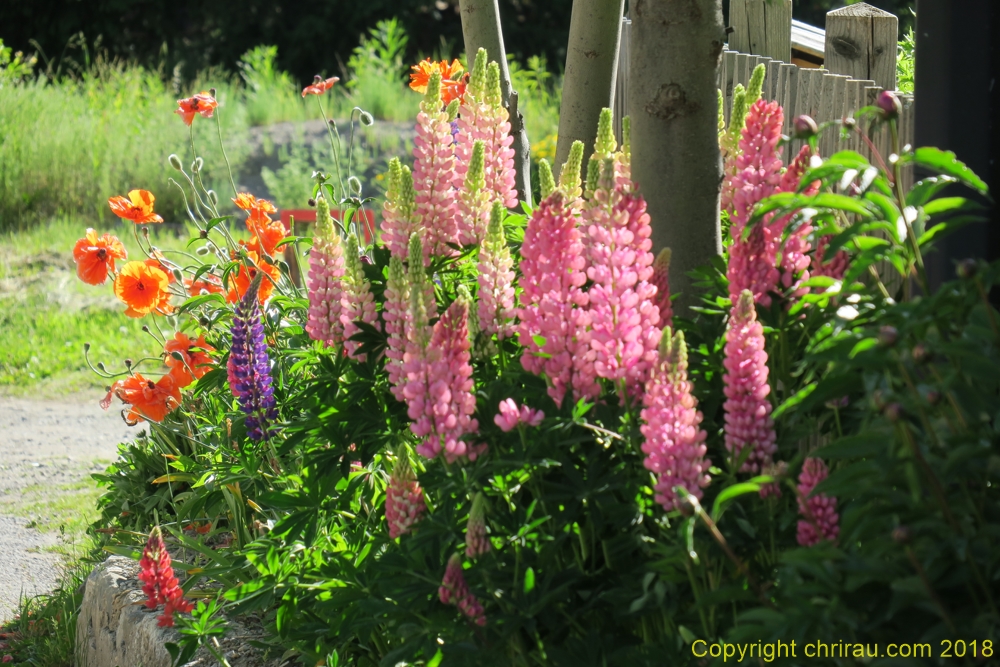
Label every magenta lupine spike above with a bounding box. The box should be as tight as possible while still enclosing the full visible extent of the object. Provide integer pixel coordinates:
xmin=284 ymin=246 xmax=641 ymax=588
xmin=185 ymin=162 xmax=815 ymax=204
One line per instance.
xmin=477 ymin=201 xmax=516 ymax=343
xmin=723 ymin=290 xmax=777 ymax=474
xmin=340 ymin=232 xmax=380 ymax=361
xmin=774 ymin=146 xmax=820 ymax=293
xmin=465 ymin=493 xmax=490 ymax=558
xmin=457 ymin=141 xmax=492 ymax=246
xmin=381 ymin=159 xmax=418 ymax=260
xmin=385 ymin=452 xmax=426 ymax=539
xmin=640 ymin=329 xmax=711 ymax=512
xmin=305 ymin=196 xmax=346 ymax=347
xmin=581 ymin=136 xmax=661 ymax=400
xmin=727 ymin=99 xmax=785 ymax=307
xmin=413 ymin=70 xmax=459 ymax=261
xmin=405 ymin=296 xmax=481 ymax=463
xmin=811 ymin=235 xmax=850 ymax=281
xmin=517 ymin=191 xmax=596 ymax=407
xmin=796 ymin=457 xmax=840 ymax=546
xmin=649 ymin=248 xmax=673 ymax=331
xmin=439 ymin=553 xmax=486 ymax=626
xmin=384 ymin=256 xmax=409 ymax=401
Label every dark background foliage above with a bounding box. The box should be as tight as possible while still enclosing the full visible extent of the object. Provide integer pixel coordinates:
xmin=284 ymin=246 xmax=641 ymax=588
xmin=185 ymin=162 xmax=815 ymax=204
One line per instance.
xmin=3 ymin=0 xmax=914 ymax=84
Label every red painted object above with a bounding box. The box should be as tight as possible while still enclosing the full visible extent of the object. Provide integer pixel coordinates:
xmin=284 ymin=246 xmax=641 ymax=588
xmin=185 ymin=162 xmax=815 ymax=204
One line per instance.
xmin=279 ymin=208 xmax=375 ymax=244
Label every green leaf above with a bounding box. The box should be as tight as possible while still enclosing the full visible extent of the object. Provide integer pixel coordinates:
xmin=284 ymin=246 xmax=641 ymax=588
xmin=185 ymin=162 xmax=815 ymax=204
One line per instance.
xmin=906 ymin=176 xmax=958 ymax=207
xmin=814 ymin=433 xmax=886 ymax=459
xmin=427 ymin=650 xmax=444 ymax=667
xmin=711 ymin=480 xmax=770 ymax=521
xmin=523 ymin=566 xmax=536 ymax=594
xmin=904 ymin=147 xmax=989 ymax=195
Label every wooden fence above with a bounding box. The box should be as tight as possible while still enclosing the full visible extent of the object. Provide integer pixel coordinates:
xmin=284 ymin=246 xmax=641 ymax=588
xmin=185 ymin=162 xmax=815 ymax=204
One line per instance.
xmin=614 ymin=2 xmax=915 ymax=188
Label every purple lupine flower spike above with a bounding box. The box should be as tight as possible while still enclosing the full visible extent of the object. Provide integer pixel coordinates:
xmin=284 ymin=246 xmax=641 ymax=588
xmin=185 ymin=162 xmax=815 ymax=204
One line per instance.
xmin=230 ymin=272 xmax=279 ymax=442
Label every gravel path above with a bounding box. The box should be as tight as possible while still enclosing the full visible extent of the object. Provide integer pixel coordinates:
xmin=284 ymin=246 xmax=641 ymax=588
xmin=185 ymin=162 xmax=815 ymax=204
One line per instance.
xmin=0 ymin=392 xmax=141 ymax=621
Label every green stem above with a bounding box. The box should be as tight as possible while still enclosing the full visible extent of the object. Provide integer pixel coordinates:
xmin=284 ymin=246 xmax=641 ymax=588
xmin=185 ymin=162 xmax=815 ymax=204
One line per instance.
xmin=213 ymin=104 xmax=239 ymax=197
xmin=889 ymin=120 xmax=928 ymax=295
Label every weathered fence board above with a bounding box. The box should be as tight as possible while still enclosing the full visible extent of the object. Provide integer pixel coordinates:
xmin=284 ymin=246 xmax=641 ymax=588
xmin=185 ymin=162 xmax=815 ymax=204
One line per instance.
xmin=824 ymin=3 xmax=898 ymax=90
xmin=730 ymin=0 xmax=794 ymax=62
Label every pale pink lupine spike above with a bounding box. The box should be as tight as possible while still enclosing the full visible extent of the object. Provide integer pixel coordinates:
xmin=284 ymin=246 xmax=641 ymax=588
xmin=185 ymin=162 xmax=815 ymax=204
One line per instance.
xmin=796 ymin=457 xmax=839 ymax=546
xmin=384 ymin=256 xmax=410 ymax=401
xmin=439 ymin=553 xmax=486 ymax=626
xmin=305 ymin=195 xmax=346 ymax=348
xmin=727 ymin=98 xmax=785 ymax=307
xmin=581 ymin=141 xmax=661 ymax=401
xmin=477 ymin=201 xmax=516 ymax=342
xmin=723 ymin=290 xmax=777 ymax=474
xmin=385 ymin=452 xmax=427 ymax=539
xmin=494 ymin=398 xmax=544 ymax=432
xmin=640 ymin=328 xmax=711 ymax=512
xmin=381 ymin=160 xmax=418 ymax=260
xmin=413 ymin=70 xmax=460 ymax=261
xmin=811 ymin=234 xmax=850 ymax=281
xmin=650 ymin=248 xmax=673 ymax=331
xmin=340 ymin=232 xmax=380 ymax=361
xmin=465 ymin=493 xmax=491 ymax=558
xmin=517 ymin=191 xmax=596 ymax=407
xmin=405 ymin=297 xmax=481 ymax=463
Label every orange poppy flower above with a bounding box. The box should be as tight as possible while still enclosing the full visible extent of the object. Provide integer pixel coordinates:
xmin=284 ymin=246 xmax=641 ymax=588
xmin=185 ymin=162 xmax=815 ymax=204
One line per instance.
xmin=101 ymin=372 xmax=182 ymax=424
xmin=144 ymin=251 xmax=176 ymax=284
xmin=175 ymin=92 xmax=219 ymax=126
xmin=108 ymin=189 xmax=164 ymax=224
xmin=232 ymin=193 xmax=277 ymax=214
xmin=226 ymin=252 xmax=279 ymax=304
xmin=409 ymin=59 xmax=464 ymax=94
xmin=441 ymin=73 xmax=469 ymax=106
xmin=246 ymin=210 xmax=286 ymax=257
xmin=184 ymin=275 xmax=224 ymax=296
xmin=301 ymin=76 xmax=340 ymax=97
xmin=164 ymin=332 xmax=216 ymax=387
xmin=72 ymin=228 xmax=127 ymax=285
xmin=114 ymin=260 xmax=172 ymax=318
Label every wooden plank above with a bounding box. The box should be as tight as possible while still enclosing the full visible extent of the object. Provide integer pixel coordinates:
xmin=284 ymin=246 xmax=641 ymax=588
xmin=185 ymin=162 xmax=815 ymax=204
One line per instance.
xmin=787 ymin=64 xmax=805 ymax=159
xmin=780 ymin=63 xmax=798 ymax=161
xmin=730 ymin=0 xmax=750 ymax=54
xmin=818 ymin=72 xmax=837 ymax=157
xmin=735 ymin=52 xmax=751 ymax=92
xmin=767 ymin=58 xmax=782 ymax=102
xmin=825 ymin=3 xmax=898 ymax=90
xmin=832 ymin=74 xmax=851 ymax=155
xmin=764 ymin=0 xmax=793 ymax=63
xmin=865 ymin=85 xmax=889 ymax=168
xmin=845 ymin=79 xmax=864 ymax=153
xmin=723 ymin=51 xmax=737 ymax=125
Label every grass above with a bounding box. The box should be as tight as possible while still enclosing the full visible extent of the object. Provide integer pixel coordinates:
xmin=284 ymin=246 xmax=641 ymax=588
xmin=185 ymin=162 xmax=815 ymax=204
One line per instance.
xmin=0 ymin=216 xmax=197 ymax=397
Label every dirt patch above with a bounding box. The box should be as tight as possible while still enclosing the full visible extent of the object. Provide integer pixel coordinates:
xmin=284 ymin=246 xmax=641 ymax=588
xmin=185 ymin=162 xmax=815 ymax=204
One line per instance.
xmin=0 ymin=391 xmax=142 ymax=621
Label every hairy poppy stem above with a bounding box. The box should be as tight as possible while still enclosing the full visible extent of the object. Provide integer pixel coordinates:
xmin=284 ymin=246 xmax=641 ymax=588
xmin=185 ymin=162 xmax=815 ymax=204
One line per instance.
xmin=317 ymin=97 xmax=346 ymax=201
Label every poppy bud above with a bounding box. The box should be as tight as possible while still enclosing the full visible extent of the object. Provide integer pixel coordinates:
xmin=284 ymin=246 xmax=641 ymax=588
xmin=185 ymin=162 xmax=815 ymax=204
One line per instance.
xmin=793 ymin=115 xmax=818 ymax=139
xmin=97 ymin=362 xmax=106 ymax=372
xmin=172 ymin=269 xmax=183 ymax=283
xmin=360 ymin=110 xmax=374 ymax=126
xmin=195 ymin=246 xmax=209 ymax=256
xmin=209 ymin=87 xmax=217 ymax=98
xmin=168 ymin=154 xmax=183 ymax=171
xmin=84 ymin=342 xmax=91 ymax=352
xmin=892 ymin=526 xmax=911 ymax=544
xmin=956 ymin=258 xmax=978 ymax=279
xmin=170 ymin=351 xmax=185 ymax=361
xmin=348 ymin=176 xmax=362 ymax=195
xmin=925 ymin=390 xmax=941 ymax=406
xmin=199 ymin=317 xmax=210 ymax=327
xmin=877 ymin=91 xmax=902 ymax=120
xmin=308 ymin=198 xmax=317 ymax=207
xmin=124 ymin=358 xmax=133 ymax=368
xmin=193 ymin=157 xmax=204 ymax=173
xmin=843 ymin=116 xmax=856 ymax=130
xmin=207 ymin=190 xmax=218 ymax=206
xmin=884 ymin=402 xmax=903 ymax=422
xmin=911 ymin=343 xmax=929 ymax=364
xmin=142 ymin=325 xmax=150 ymax=333
xmin=878 ymin=325 xmax=898 ymax=347
xmin=200 ymin=230 xmax=209 ymax=239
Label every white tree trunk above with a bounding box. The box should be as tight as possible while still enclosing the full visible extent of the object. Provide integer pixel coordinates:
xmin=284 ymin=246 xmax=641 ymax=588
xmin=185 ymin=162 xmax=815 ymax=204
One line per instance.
xmin=459 ymin=0 xmax=532 ymax=205
xmin=629 ymin=0 xmax=725 ymax=313
xmin=554 ymin=0 xmax=626 ymax=176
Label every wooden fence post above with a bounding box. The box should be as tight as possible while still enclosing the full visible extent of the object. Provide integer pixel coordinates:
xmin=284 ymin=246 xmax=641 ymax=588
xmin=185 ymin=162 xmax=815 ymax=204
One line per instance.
xmin=729 ymin=0 xmax=793 ymax=62
xmin=824 ymin=3 xmax=898 ymax=90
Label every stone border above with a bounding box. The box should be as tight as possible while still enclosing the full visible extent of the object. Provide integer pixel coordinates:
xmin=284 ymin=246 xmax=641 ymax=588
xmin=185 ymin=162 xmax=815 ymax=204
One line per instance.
xmin=76 ymin=556 xmax=282 ymax=667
